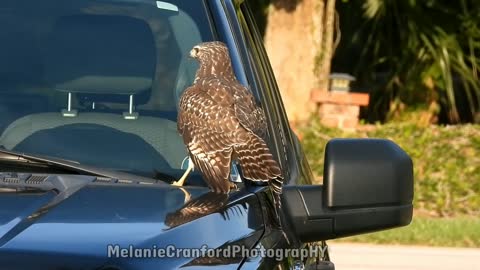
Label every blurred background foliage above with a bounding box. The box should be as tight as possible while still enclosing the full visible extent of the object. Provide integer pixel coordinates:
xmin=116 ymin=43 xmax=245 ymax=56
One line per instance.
xmin=251 ymin=0 xmax=480 ymax=247
xmin=252 ymin=0 xmax=480 ymax=124
xmin=251 ymin=1 xmax=480 ymax=216
xmin=334 ymin=0 xmax=480 ymax=124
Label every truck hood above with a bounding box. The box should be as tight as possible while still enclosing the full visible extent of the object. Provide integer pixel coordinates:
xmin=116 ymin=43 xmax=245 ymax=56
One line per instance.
xmin=0 ymin=174 xmax=265 ymax=269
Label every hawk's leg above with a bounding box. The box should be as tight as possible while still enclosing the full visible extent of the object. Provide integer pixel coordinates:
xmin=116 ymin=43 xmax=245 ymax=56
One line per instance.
xmin=178 ymin=187 xmax=192 ymax=203
xmin=172 ymin=159 xmax=194 ymax=187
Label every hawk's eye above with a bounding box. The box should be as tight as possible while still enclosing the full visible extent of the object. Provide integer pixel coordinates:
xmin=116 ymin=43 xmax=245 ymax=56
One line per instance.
xmin=190 ymin=47 xmax=201 ymax=58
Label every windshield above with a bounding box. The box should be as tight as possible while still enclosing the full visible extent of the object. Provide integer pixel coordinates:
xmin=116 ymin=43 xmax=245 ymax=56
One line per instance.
xmin=0 ymin=0 xmax=214 ymax=180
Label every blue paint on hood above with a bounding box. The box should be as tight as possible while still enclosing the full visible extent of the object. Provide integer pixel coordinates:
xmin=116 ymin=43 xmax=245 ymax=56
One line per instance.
xmin=0 ymin=175 xmax=265 ymax=269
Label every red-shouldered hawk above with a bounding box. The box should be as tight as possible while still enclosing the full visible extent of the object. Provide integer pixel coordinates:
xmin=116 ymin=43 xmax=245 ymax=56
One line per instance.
xmin=174 ymin=41 xmax=283 ymax=207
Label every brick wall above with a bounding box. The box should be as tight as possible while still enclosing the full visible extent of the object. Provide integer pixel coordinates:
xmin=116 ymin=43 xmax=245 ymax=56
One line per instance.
xmin=310 ymin=91 xmax=369 ymax=130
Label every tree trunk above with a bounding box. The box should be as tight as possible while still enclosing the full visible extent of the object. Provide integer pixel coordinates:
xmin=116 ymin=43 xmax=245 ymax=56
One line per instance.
xmin=313 ymin=0 xmax=324 ymax=87
xmin=264 ymin=0 xmax=318 ymax=125
xmin=264 ymin=0 xmax=338 ymax=125
xmin=316 ymin=0 xmax=336 ymax=92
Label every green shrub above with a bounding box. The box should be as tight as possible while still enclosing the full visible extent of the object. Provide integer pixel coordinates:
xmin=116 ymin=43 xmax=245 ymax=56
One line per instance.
xmin=300 ymin=118 xmax=480 ymax=217
xmin=333 ymin=216 xmax=480 ymax=247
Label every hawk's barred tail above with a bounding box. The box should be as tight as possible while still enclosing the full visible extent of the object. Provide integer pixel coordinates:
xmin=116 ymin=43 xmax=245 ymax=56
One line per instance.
xmin=270 ymin=177 xmax=288 ymax=245
xmin=235 ymin=133 xmax=282 ymax=181
xmin=270 ymin=178 xmax=283 ymax=208
xmin=234 ymin=130 xmax=286 ymax=241
xmin=234 ymin=132 xmax=284 ymax=208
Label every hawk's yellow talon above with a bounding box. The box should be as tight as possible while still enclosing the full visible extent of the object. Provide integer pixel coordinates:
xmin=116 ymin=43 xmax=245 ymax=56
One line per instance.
xmin=172 ymin=159 xmax=194 ymax=187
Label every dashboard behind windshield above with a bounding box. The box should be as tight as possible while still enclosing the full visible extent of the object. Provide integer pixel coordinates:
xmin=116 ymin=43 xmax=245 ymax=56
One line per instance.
xmin=0 ymin=0 xmax=214 ymax=179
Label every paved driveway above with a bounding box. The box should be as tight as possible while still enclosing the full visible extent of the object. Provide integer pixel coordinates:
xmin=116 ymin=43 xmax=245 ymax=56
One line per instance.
xmin=329 ymin=243 xmax=480 ymax=270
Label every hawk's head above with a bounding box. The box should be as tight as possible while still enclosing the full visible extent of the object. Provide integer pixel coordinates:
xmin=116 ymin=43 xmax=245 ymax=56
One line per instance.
xmin=189 ymin=41 xmax=235 ymax=80
xmin=189 ymin=41 xmax=229 ymax=62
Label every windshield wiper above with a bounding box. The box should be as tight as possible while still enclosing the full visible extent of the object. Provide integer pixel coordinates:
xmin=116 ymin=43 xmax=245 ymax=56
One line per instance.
xmin=0 ymin=148 xmax=168 ymax=185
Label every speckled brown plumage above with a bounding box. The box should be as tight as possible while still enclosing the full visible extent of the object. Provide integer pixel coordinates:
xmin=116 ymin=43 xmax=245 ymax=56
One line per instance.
xmin=177 ymin=41 xmax=283 ymax=203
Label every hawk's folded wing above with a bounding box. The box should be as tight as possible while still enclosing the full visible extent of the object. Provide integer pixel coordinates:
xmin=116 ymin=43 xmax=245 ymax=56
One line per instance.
xmin=177 ymin=83 xmax=239 ymax=193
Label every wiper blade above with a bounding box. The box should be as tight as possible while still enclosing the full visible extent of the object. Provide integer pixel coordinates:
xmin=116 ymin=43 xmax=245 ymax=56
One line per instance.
xmin=0 ymin=148 xmax=167 ymax=185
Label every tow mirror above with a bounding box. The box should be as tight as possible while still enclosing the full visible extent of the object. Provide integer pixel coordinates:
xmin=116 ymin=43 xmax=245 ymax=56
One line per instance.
xmin=283 ymin=139 xmax=413 ymax=242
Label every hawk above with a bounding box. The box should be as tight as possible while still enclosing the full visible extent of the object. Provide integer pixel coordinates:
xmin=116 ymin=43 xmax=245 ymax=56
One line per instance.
xmin=174 ymin=41 xmax=283 ymax=207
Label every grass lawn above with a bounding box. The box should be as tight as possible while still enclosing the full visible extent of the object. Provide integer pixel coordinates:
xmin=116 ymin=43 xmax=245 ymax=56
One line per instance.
xmin=332 ymin=216 xmax=480 ymax=248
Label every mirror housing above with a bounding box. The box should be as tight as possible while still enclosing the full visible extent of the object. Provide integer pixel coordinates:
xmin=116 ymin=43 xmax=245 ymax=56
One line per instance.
xmin=283 ymin=139 xmax=413 ymax=243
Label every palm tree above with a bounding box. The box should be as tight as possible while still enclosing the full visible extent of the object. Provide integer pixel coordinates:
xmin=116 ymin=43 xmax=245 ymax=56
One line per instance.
xmin=342 ymin=0 xmax=480 ymax=123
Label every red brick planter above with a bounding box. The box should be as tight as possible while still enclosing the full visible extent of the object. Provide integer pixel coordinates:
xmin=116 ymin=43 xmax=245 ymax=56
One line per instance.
xmin=310 ymin=90 xmax=370 ymax=130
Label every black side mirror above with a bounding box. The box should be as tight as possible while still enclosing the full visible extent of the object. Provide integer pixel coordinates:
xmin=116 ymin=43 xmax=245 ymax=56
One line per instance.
xmin=283 ymin=139 xmax=413 ymax=243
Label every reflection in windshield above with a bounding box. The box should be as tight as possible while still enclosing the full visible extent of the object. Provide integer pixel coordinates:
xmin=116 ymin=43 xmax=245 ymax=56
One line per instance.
xmin=0 ymin=0 xmax=213 ymax=181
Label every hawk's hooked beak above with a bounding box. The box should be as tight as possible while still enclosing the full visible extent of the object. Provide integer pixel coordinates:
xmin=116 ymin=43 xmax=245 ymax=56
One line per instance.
xmin=189 ymin=46 xmax=200 ymax=58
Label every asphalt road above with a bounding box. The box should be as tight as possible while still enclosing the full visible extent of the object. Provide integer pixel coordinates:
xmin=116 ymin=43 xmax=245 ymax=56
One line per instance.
xmin=329 ymin=243 xmax=480 ymax=270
